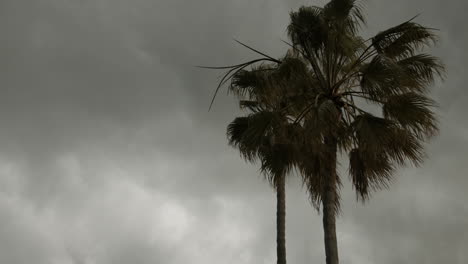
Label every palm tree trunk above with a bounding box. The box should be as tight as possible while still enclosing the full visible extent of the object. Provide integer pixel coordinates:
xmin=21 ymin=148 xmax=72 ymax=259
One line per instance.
xmin=322 ymin=137 xmax=339 ymax=264
xmin=276 ymin=174 xmax=287 ymax=264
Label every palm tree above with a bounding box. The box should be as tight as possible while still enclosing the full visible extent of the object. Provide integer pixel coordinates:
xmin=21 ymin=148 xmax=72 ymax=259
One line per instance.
xmin=227 ymin=115 xmax=292 ymax=264
xmin=205 ymin=1 xmax=444 ymax=263
xmin=225 ymin=59 xmax=306 ymax=264
xmin=285 ymin=2 xmax=444 ymax=263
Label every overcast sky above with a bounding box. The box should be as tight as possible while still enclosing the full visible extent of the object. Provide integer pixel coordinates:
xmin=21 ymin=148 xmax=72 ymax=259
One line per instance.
xmin=1 ymin=0 xmax=467 ymax=263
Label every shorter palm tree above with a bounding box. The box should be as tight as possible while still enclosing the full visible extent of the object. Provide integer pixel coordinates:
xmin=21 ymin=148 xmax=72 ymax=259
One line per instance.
xmin=225 ymin=58 xmax=307 ymax=264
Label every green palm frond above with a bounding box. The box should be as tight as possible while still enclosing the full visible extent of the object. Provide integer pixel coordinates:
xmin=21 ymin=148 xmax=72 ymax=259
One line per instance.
xmin=359 ymin=55 xmax=404 ymax=100
xmin=357 ymin=53 xmax=443 ymax=102
xmin=233 ymin=39 xmax=281 ymax=63
xmin=352 ymin=114 xmax=395 ymax=151
xmin=383 ymin=92 xmax=438 ymax=138
xmin=259 ymin=143 xmax=297 ymax=186
xmin=397 ymin=54 xmax=445 ymax=91
xmin=371 ymin=18 xmax=438 ymax=59
xmin=230 ymin=67 xmax=267 ymax=98
xmin=227 ymin=111 xmax=288 ymax=161
xmin=300 ymin=143 xmax=342 ymax=211
xmin=299 ymin=145 xmax=328 ymax=209
xmin=332 ymin=34 xmax=366 ymax=63
xmin=276 ymin=56 xmax=311 ymax=84
xmin=200 ymin=56 xmax=281 ymax=110
xmin=226 ymin=116 xmax=258 ymax=161
xmin=385 ymin=127 xmax=425 ymax=165
xmin=349 ymin=114 xmax=424 ymax=199
xmin=242 ymin=112 xmax=279 ymax=147
xmin=352 ymin=114 xmax=425 ymax=165
xmin=324 ymin=0 xmax=366 ymax=33
xmin=349 ymin=148 xmax=394 ymax=200
xmin=287 ymin=6 xmax=326 ymax=52
xmin=239 ymin=100 xmax=262 ymax=112
xmin=227 ymin=112 xmax=299 ymax=188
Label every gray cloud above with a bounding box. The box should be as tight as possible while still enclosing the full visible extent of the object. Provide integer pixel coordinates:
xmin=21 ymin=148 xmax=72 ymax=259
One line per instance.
xmin=0 ymin=0 xmax=467 ymax=263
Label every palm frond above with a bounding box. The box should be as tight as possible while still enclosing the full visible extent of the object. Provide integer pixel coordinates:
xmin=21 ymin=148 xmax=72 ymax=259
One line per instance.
xmin=352 ymin=114 xmax=425 ymax=165
xmin=397 ymin=54 xmax=445 ymax=91
xmin=239 ymin=100 xmax=262 ymax=112
xmin=349 ymin=148 xmax=394 ymax=201
xmin=359 ymin=55 xmax=404 ymax=101
xmin=276 ymin=56 xmax=311 ymax=81
xmin=371 ymin=18 xmax=438 ymax=59
xmin=352 ymin=114 xmax=397 ymax=152
xmin=299 ymin=145 xmax=327 ymax=210
xmin=206 ymin=58 xmax=280 ymax=110
xmin=287 ymin=6 xmax=326 ymax=52
xmin=332 ymin=34 xmax=366 ymax=64
xmin=229 ymin=65 xmax=278 ymax=103
xmin=227 ymin=116 xmax=258 ymax=162
xmin=324 ymin=0 xmax=366 ymax=33
xmin=259 ymin=143 xmax=297 ymax=186
xmin=383 ymin=92 xmax=438 ymax=138
xmin=226 ymin=112 xmax=280 ymax=162
xmin=385 ymin=127 xmax=425 ymax=166
xmin=300 ymin=143 xmax=342 ymax=211
xmin=244 ymin=112 xmax=281 ymax=146
xmin=234 ymin=39 xmax=281 ymax=63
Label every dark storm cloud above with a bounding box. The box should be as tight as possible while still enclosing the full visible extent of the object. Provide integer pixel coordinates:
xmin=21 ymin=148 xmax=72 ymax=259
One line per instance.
xmin=0 ymin=0 xmax=467 ymax=263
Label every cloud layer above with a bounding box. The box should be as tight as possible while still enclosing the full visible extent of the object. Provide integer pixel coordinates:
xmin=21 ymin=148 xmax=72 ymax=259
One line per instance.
xmin=1 ymin=0 xmax=467 ymax=263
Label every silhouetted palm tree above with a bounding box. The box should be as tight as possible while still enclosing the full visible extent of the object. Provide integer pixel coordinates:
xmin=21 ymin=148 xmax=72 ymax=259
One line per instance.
xmin=204 ymin=1 xmax=444 ymax=264
xmin=225 ymin=58 xmax=306 ymax=264
xmin=285 ymin=2 xmax=444 ymax=262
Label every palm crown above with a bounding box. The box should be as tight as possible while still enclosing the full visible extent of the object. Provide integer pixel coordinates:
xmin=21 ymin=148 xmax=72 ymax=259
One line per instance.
xmin=222 ymin=1 xmax=443 ymax=203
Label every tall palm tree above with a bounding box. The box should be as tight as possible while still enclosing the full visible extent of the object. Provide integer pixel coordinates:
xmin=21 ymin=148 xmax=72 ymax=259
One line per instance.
xmin=285 ymin=2 xmax=444 ymax=263
xmin=205 ymin=1 xmax=444 ymax=263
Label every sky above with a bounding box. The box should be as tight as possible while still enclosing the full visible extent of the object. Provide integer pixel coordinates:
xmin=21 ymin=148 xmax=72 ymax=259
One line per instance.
xmin=1 ymin=0 xmax=467 ymax=263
